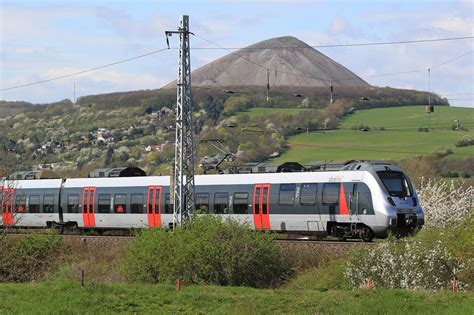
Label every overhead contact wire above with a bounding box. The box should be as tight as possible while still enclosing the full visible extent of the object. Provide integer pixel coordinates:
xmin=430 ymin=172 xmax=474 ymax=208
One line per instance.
xmin=0 ymin=48 xmax=170 ymax=92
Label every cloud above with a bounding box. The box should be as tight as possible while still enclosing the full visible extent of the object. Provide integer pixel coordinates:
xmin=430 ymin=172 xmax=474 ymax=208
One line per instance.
xmin=193 ymin=14 xmax=268 ymax=37
xmin=1 ymin=4 xmax=95 ymax=41
xmin=95 ymin=7 xmax=173 ymax=40
xmin=329 ymin=17 xmax=353 ymax=35
xmin=1 ymin=66 xmax=169 ymax=103
xmin=431 ymin=16 xmax=473 ymax=34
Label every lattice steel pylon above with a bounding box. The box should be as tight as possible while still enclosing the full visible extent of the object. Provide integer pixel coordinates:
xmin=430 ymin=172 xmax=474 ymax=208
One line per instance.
xmin=166 ymin=15 xmax=195 ymax=227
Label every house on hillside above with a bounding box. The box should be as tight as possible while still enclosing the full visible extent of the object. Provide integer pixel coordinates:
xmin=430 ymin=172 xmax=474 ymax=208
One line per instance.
xmin=145 ymin=144 xmax=162 ymax=152
xmin=37 ymin=163 xmax=61 ymax=170
xmin=97 ymin=128 xmax=114 ymax=144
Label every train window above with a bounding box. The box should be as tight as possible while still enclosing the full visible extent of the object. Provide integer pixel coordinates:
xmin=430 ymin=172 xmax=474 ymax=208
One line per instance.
xmin=214 ymin=193 xmax=229 ymax=214
xmin=43 ymin=195 xmax=55 ymax=213
xmin=322 ymin=183 xmax=339 ymax=205
xmin=300 ymin=183 xmax=317 ymax=205
xmin=164 ymin=194 xmax=172 ymax=214
xmin=67 ymin=195 xmax=80 ymax=213
xmin=196 ymin=193 xmax=210 ymax=213
xmin=29 ymin=195 xmax=40 ymax=213
xmin=15 ymin=195 xmax=26 ymax=213
xmin=377 ymin=171 xmax=413 ymax=197
xmin=130 ymin=194 xmax=144 ymax=214
xmin=114 ymin=194 xmax=127 ymax=213
xmin=279 ymin=184 xmax=296 ymax=205
xmin=98 ymin=194 xmax=111 ymax=213
xmin=233 ymin=193 xmax=248 ymax=214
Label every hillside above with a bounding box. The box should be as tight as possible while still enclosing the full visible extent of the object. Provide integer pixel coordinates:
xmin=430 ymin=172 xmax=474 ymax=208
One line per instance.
xmin=164 ymin=36 xmax=369 ymax=89
xmin=0 ymin=101 xmax=37 ymax=117
xmin=276 ymin=106 xmax=474 ymax=178
xmin=0 ymin=35 xmax=453 ymax=178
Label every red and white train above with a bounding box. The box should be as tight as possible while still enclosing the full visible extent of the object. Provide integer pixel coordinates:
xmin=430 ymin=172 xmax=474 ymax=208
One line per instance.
xmin=1 ymin=161 xmax=424 ymax=241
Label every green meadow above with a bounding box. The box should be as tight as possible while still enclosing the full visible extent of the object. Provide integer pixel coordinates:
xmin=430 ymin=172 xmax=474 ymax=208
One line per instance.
xmin=277 ymin=106 xmax=474 ymax=163
xmin=1 ymin=281 xmax=472 ymax=314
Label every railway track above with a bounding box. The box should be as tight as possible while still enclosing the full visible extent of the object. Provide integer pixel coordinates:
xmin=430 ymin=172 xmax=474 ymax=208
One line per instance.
xmin=4 ymin=230 xmax=376 ymax=246
xmin=275 ymin=238 xmax=376 ymax=245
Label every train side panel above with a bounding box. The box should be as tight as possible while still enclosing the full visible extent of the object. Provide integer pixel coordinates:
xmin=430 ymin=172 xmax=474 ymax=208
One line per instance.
xmin=1 ymin=179 xmax=62 ymax=228
xmin=62 ymin=176 xmax=169 ymax=229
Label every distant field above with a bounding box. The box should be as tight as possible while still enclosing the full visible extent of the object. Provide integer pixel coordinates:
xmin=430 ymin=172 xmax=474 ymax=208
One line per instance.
xmin=234 ymin=107 xmax=315 ymax=119
xmin=276 ymin=106 xmax=474 ymax=163
xmin=340 ymin=105 xmax=474 ymax=131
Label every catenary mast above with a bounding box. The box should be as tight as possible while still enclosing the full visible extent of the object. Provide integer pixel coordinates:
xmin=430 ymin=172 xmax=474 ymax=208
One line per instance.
xmin=165 ymin=15 xmax=195 ymax=227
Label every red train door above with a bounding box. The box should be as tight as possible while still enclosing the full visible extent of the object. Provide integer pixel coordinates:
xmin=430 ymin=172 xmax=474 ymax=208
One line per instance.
xmin=1 ymin=187 xmax=14 ymax=226
xmin=147 ymin=186 xmax=162 ymax=227
xmin=252 ymin=184 xmax=271 ymax=230
xmin=82 ymin=187 xmax=96 ymax=227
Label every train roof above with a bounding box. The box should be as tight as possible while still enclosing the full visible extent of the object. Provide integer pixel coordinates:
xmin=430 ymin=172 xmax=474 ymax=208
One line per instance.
xmin=63 ymin=176 xmax=171 ymax=188
xmin=3 ymin=179 xmax=63 ymax=189
xmin=2 ymin=161 xmax=404 ymax=189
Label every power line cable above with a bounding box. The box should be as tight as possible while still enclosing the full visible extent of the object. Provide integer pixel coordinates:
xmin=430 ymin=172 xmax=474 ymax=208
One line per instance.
xmin=190 ymin=36 xmax=474 ymax=50
xmin=1 ymin=38 xmax=472 ymax=93
xmin=0 ymin=48 xmax=170 ymax=92
xmin=194 ymin=33 xmax=473 ymax=85
xmin=193 ymin=33 xmax=331 ymax=83
xmin=430 ymin=50 xmax=474 ymax=69
xmin=334 ymin=50 xmax=474 ymax=82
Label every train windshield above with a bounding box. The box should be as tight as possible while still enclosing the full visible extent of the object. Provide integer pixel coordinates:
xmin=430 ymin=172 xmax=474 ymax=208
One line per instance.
xmin=377 ymin=171 xmax=413 ymax=197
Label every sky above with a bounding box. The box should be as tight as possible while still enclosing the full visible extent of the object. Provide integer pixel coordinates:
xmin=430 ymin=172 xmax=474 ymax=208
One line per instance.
xmin=0 ymin=0 xmax=473 ymax=107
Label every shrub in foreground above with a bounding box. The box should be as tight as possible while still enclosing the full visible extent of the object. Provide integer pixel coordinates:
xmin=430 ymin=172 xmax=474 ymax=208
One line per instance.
xmin=344 ymin=216 xmax=474 ymax=291
xmin=0 ymin=233 xmax=63 ymax=282
xmin=122 ymin=215 xmax=288 ymax=287
xmin=417 ymin=177 xmax=473 ymax=229
xmin=345 ymin=237 xmax=466 ymax=290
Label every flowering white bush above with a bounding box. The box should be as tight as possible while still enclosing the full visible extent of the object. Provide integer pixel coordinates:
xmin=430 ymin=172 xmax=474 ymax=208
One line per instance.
xmin=417 ymin=178 xmax=473 ymax=229
xmin=345 ymin=178 xmax=472 ymax=291
xmin=345 ymin=238 xmax=467 ymax=290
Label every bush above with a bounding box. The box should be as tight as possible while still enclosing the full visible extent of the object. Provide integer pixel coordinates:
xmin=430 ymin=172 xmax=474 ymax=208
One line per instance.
xmin=0 ymin=233 xmax=63 ymax=282
xmin=345 ymin=179 xmax=474 ymax=291
xmin=345 ymin=237 xmax=467 ymax=290
xmin=455 ymin=136 xmax=474 ymax=147
xmin=350 ymin=123 xmax=371 ymax=131
xmin=432 ymin=148 xmax=453 ymax=158
xmin=415 ymin=220 xmax=474 ymax=288
xmin=417 ymin=177 xmax=473 ymax=229
xmin=286 ymin=259 xmax=350 ymax=291
xmin=122 ymin=215 xmax=288 ymax=287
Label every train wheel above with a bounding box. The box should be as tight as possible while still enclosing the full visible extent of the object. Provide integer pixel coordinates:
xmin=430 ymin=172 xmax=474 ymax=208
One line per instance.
xmin=360 ymin=227 xmax=374 ymax=242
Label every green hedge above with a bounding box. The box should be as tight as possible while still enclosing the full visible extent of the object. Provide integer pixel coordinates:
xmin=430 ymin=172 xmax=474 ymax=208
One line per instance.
xmin=122 ymin=215 xmax=288 ymax=287
xmin=0 ymin=233 xmax=63 ymax=282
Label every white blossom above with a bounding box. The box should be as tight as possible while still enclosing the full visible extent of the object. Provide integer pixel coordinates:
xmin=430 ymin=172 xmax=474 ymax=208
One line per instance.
xmin=417 ymin=178 xmax=473 ymax=229
xmin=345 ymin=238 xmax=467 ymax=290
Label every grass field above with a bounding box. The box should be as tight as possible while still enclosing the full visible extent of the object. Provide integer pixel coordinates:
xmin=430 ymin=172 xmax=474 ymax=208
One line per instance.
xmin=1 ymin=281 xmax=473 ymax=314
xmin=276 ymin=106 xmax=474 ymax=163
xmin=234 ymin=107 xmax=315 ymax=119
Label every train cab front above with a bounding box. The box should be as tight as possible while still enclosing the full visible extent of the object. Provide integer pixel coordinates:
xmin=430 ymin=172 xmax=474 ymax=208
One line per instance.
xmin=377 ymin=169 xmax=424 ymax=237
